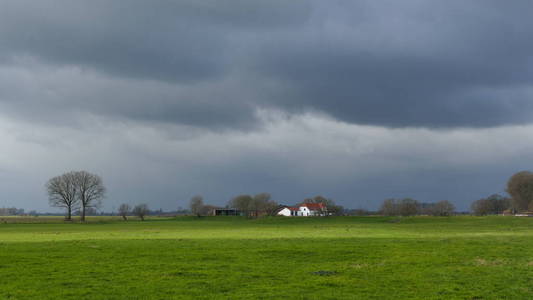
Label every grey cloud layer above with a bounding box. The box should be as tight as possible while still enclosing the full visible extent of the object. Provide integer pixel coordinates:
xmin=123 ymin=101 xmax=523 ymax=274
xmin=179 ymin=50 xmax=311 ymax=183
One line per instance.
xmin=1 ymin=1 xmax=533 ymax=128
xmin=1 ymin=1 xmax=533 ymax=212
xmin=1 ymin=112 xmax=531 ymax=211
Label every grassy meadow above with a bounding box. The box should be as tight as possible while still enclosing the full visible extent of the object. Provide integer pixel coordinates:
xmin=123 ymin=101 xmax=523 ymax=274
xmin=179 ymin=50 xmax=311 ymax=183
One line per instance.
xmin=0 ymin=216 xmax=531 ymax=299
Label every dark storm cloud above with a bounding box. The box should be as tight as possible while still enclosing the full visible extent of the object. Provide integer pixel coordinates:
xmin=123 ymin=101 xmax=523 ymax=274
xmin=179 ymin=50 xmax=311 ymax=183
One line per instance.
xmin=255 ymin=47 xmax=533 ymax=127
xmin=1 ymin=0 xmax=533 ymax=128
xmin=0 ymin=0 xmax=311 ymax=82
xmin=252 ymin=0 xmax=533 ymax=127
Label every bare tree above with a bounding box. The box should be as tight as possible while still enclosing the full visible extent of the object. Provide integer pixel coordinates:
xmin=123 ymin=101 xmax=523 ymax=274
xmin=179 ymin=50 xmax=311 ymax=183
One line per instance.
xmin=229 ymin=194 xmax=254 ymax=217
xmin=471 ymin=198 xmax=493 ymax=216
xmin=380 ymin=198 xmax=419 ymax=216
xmin=506 ymin=171 xmax=533 ymax=212
xmin=46 ymin=172 xmax=79 ymax=221
xmin=74 ymin=171 xmax=105 ymax=221
xmin=489 ymin=194 xmax=511 ymax=214
xmin=398 ymin=198 xmax=419 ymax=216
xmin=263 ymin=200 xmax=280 ymax=216
xmin=133 ymin=204 xmax=149 ymax=221
xmin=118 ymin=203 xmax=131 ymax=221
xmin=430 ymin=200 xmax=455 ymax=216
xmin=251 ymin=193 xmax=271 ymax=217
xmin=380 ymin=198 xmax=398 ymax=216
xmin=471 ymin=194 xmax=511 ymax=215
xmin=228 ymin=193 xmax=278 ymax=217
xmin=189 ymin=195 xmax=205 ymax=217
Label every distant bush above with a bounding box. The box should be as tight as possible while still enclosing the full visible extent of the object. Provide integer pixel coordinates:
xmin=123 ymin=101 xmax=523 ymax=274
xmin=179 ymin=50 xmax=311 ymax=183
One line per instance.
xmin=380 ymin=198 xmax=419 ymax=216
xmin=133 ymin=204 xmax=149 ymax=221
xmin=189 ymin=195 xmax=206 ymax=217
xmin=0 ymin=207 xmax=25 ymax=216
xmin=471 ymin=194 xmax=510 ymax=216
xmin=381 ymin=199 xmax=455 ymax=216
xmin=398 ymin=198 xmax=419 ymax=216
xmin=420 ymin=200 xmax=456 ymax=216
xmin=118 ymin=204 xmax=131 ymax=221
xmin=381 ymin=199 xmax=398 ymax=216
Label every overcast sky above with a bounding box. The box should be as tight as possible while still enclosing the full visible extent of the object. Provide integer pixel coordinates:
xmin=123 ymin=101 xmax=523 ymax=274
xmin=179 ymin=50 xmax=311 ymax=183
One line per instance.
xmin=1 ymin=0 xmax=533 ymax=212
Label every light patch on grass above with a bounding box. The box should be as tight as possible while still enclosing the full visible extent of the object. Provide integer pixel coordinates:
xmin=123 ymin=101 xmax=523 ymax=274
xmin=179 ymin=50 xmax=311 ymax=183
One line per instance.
xmin=349 ymin=263 xmax=370 ymax=269
xmin=474 ymin=258 xmax=506 ymax=266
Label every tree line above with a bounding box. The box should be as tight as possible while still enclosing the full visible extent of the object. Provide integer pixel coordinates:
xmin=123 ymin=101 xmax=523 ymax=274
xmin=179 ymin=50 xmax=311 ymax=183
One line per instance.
xmin=44 ymin=170 xmax=533 ymax=220
xmin=0 ymin=207 xmax=25 ymax=216
xmin=380 ymin=199 xmax=455 ymax=216
xmin=189 ymin=194 xmax=344 ymax=217
xmin=117 ymin=203 xmax=150 ymax=221
xmin=470 ymin=171 xmax=533 ymax=215
xmin=470 ymin=194 xmax=510 ymax=216
xmin=115 ymin=194 xmax=344 ymax=220
xmin=379 ymin=171 xmax=533 ymax=216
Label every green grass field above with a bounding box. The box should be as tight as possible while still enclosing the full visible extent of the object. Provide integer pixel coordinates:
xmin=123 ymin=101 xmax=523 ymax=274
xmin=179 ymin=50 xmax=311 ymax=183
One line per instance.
xmin=0 ymin=216 xmax=531 ymax=299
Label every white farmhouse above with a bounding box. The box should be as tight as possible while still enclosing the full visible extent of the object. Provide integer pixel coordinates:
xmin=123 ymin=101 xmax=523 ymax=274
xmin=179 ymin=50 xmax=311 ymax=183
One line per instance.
xmin=277 ymin=203 xmax=327 ymax=217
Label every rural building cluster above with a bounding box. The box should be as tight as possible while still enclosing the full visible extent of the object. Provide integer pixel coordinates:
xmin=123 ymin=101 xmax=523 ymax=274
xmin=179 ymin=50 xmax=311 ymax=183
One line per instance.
xmin=214 ymin=202 xmax=328 ymax=217
xmin=276 ymin=203 xmax=328 ymax=217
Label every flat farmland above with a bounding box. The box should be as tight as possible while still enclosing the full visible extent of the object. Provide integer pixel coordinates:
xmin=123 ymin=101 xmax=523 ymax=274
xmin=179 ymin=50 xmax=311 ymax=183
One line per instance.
xmin=0 ymin=216 xmax=531 ymax=299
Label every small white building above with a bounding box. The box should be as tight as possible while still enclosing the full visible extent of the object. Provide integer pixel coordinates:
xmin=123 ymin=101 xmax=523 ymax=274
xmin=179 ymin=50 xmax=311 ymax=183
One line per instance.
xmin=277 ymin=207 xmax=294 ymax=217
xmin=277 ymin=203 xmax=327 ymax=217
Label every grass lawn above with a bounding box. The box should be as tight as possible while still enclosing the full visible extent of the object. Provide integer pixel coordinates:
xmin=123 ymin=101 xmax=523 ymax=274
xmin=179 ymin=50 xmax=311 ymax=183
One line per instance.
xmin=0 ymin=216 xmax=531 ymax=299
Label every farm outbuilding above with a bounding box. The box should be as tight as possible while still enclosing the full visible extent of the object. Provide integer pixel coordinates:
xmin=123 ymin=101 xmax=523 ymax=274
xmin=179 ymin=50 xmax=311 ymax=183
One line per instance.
xmin=277 ymin=206 xmax=299 ymax=216
xmin=214 ymin=208 xmax=244 ymax=216
xmin=277 ymin=203 xmax=327 ymax=217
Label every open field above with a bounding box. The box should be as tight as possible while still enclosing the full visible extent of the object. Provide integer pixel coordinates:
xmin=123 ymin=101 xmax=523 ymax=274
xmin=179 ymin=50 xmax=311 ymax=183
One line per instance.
xmin=0 ymin=216 xmax=532 ymax=299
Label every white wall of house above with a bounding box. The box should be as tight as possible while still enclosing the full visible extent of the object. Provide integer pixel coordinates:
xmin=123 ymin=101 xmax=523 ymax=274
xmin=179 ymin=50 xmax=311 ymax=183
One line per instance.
xmin=299 ymin=206 xmax=308 ymax=216
xmin=277 ymin=208 xmax=291 ymax=216
xmin=298 ymin=206 xmax=321 ymax=216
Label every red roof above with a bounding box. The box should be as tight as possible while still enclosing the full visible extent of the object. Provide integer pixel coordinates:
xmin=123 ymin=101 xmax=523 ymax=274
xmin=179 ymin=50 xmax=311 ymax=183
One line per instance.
xmin=301 ymin=203 xmax=326 ymax=210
